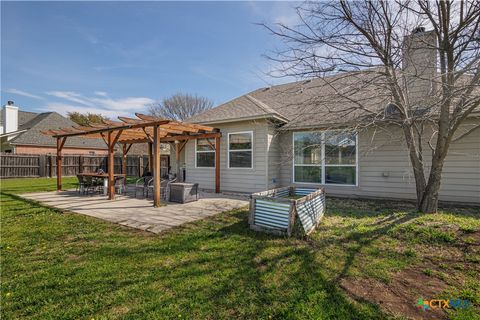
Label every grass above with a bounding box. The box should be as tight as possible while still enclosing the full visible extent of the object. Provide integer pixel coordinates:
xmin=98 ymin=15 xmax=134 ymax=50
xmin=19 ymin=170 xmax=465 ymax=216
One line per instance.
xmin=1 ymin=178 xmax=479 ymax=319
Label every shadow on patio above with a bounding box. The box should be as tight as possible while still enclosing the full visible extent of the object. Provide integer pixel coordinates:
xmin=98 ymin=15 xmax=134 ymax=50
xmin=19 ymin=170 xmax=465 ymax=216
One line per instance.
xmin=20 ymin=186 xmax=249 ymax=234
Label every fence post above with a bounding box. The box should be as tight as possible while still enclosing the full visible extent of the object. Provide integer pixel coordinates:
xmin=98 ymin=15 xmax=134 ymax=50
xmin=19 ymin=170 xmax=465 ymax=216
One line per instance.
xmin=138 ymin=155 xmax=144 ymax=177
xmin=48 ymin=155 xmax=53 ymax=177
xmin=38 ymin=155 xmax=46 ymax=177
xmin=79 ymin=155 xmax=84 ymax=174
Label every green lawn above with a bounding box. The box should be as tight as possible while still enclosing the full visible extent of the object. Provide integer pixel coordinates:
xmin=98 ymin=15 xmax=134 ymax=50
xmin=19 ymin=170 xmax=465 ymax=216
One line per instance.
xmin=1 ymin=178 xmax=479 ymax=319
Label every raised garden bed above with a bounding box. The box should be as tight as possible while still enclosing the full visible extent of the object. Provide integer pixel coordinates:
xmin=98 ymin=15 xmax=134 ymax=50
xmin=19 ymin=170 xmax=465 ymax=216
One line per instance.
xmin=249 ymin=186 xmax=325 ymax=236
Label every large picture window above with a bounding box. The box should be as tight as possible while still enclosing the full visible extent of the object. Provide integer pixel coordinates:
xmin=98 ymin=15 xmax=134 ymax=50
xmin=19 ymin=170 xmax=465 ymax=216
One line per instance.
xmin=228 ymin=132 xmax=253 ymax=168
xmin=293 ymin=131 xmax=357 ymax=185
xmin=195 ymin=138 xmax=215 ymax=168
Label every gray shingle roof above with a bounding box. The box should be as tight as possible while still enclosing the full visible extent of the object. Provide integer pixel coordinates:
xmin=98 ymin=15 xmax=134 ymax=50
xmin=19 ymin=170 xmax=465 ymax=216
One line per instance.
xmin=10 ymin=112 xmax=108 ymax=149
xmin=187 ymin=70 xmax=391 ymax=129
xmin=18 ymin=111 xmax=39 ymax=129
xmin=187 ymin=94 xmax=288 ymax=124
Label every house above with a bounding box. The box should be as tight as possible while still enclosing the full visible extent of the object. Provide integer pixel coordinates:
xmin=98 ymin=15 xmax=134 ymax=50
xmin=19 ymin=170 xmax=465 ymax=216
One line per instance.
xmin=175 ymin=30 xmax=479 ymax=204
xmin=0 ymin=102 xmax=108 ymax=155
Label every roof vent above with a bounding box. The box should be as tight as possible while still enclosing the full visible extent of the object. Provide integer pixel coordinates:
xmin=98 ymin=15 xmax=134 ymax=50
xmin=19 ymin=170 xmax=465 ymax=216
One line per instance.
xmin=384 ymin=103 xmax=400 ymax=117
xmin=412 ymin=26 xmax=426 ymax=34
xmin=262 ymin=87 xmax=271 ymax=91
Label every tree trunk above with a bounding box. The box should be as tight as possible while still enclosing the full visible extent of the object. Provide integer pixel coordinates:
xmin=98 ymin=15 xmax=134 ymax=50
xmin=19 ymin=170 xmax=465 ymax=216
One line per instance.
xmin=418 ymin=150 xmax=448 ymax=213
xmin=418 ymin=179 xmax=441 ymax=213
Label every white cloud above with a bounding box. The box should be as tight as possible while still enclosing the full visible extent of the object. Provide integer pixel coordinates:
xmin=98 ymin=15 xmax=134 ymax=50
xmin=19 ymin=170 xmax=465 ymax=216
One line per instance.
xmin=90 ymin=97 xmax=155 ymax=111
xmin=3 ymin=88 xmax=44 ymax=100
xmin=43 ymin=103 xmax=123 ymax=119
xmin=247 ymin=1 xmax=301 ymax=27
xmin=94 ymin=91 xmax=108 ymax=97
xmin=46 ymin=91 xmax=92 ymax=106
xmin=41 ymin=90 xmax=155 ymax=118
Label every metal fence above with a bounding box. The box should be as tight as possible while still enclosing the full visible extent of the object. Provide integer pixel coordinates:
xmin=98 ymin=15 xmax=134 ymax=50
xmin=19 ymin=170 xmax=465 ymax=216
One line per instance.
xmin=0 ymin=153 xmax=170 ymax=178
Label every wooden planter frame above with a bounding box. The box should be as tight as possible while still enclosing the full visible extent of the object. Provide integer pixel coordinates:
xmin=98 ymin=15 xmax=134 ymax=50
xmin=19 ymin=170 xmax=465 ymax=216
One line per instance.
xmin=249 ymin=186 xmax=325 ymax=236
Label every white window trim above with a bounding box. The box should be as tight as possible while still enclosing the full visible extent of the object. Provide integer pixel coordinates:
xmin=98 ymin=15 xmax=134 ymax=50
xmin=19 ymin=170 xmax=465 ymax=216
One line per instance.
xmin=195 ymin=138 xmax=215 ymax=169
xmin=227 ymin=131 xmax=253 ymax=169
xmin=292 ymin=131 xmax=359 ymax=187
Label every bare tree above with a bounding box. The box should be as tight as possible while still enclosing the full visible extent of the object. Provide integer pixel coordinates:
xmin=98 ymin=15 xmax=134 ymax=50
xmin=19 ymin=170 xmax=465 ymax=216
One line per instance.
xmin=263 ymin=0 xmax=480 ymax=213
xmin=148 ymin=93 xmax=214 ymax=121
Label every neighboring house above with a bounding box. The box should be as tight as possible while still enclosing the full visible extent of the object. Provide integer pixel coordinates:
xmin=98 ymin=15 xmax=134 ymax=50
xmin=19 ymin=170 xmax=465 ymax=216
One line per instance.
xmin=0 ymin=102 xmax=108 ymax=155
xmin=178 ymin=30 xmax=479 ymax=204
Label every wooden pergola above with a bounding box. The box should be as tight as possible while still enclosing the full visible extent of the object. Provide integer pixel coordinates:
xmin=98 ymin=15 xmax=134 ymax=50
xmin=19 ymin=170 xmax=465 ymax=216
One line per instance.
xmin=41 ymin=113 xmax=221 ymax=207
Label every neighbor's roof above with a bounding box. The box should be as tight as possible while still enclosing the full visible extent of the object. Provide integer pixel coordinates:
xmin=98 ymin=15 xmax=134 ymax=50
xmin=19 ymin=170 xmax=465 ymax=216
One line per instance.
xmin=18 ymin=110 xmax=39 ymax=129
xmin=10 ymin=112 xmax=108 ymax=149
xmin=187 ymin=69 xmax=393 ymax=129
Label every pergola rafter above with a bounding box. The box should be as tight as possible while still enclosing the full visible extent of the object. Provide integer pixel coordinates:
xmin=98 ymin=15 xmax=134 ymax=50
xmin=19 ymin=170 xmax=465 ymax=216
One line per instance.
xmin=41 ymin=114 xmax=221 ymax=207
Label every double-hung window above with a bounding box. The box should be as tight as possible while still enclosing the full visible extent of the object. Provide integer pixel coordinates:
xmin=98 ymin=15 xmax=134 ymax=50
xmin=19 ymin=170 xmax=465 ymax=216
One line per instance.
xmin=293 ymin=131 xmax=357 ymax=185
xmin=195 ymin=138 xmax=215 ymax=168
xmin=228 ymin=132 xmax=253 ymax=168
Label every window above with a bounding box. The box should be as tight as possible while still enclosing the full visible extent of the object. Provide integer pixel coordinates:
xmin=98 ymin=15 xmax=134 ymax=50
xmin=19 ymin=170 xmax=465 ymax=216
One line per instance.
xmin=293 ymin=131 xmax=357 ymax=185
xmin=228 ymin=132 xmax=253 ymax=168
xmin=196 ymin=138 xmax=215 ymax=168
xmin=293 ymin=132 xmax=322 ymax=183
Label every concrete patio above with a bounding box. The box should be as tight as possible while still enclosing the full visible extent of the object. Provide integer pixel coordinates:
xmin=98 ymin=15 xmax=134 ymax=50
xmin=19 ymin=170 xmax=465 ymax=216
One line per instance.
xmin=21 ymin=189 xmax=248 ymax=234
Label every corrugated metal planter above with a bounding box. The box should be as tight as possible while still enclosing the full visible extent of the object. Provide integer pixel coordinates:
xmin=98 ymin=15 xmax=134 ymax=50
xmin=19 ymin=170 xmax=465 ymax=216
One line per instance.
xmin=249 ymin=186 xmax=325 ymax=236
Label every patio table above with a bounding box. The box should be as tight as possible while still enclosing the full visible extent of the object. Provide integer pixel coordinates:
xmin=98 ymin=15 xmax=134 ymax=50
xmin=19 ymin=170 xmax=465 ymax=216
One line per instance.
xmin=77 ymin=173 xmax=126 ymax=195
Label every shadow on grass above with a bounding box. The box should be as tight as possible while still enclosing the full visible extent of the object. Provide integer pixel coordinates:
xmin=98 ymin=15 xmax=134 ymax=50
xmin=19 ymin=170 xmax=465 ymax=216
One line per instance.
xmin=2 ymin=191 xmax=388 ymax=319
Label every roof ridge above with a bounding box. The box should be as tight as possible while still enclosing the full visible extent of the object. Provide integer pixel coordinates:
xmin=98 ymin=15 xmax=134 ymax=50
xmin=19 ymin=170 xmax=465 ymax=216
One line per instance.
xmin=245 ymin=94 xmax=287 ymax=119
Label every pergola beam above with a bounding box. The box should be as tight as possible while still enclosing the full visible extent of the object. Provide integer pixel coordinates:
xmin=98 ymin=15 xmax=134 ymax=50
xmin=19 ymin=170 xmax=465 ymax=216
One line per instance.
xmin=160 ymin=132 xmax=221 ymax=142
xmin=42 ymin=114 xmax=222 ymax=207
xmin=49 ymin=120 xmax=170 ymax=138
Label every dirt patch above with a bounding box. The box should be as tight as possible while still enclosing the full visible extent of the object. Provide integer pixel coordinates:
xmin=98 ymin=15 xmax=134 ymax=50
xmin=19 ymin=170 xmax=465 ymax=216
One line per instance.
xmin=111 ymin=305 xmax=130 ymax=316
xmin=340 ymin=268 xmax=449 ymax=320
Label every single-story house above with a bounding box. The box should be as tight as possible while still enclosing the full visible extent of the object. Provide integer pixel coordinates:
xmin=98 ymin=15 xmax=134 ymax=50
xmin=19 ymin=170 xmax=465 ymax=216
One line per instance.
xmin=0 ymin=102 xmax=109 ymax=155
xmin=174 ymin=31 xmax=479 ymax=205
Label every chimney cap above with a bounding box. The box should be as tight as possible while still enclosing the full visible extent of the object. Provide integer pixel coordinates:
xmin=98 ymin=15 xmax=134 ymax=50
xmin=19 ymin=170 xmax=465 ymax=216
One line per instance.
xmin=412 ymin=26 xmax=426 ymax=34
xmin=7 ymin=101 xmax=14 ymax=106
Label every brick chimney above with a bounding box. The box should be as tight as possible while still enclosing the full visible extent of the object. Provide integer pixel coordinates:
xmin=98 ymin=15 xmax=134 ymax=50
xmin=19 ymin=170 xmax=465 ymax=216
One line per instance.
xmin=402 ymin=28 xmax=437 ymax=104
xmin=1 ymin=101 xmax=19 ymax=135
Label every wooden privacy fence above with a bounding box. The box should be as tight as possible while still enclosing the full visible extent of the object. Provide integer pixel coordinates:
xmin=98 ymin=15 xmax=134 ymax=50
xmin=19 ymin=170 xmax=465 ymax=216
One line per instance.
xmin=0 ymin=153 xmax=169 ymax=178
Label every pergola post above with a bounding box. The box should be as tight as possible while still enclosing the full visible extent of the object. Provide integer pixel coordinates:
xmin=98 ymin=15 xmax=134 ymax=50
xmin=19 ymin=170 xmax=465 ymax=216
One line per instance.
xmin=153 ymin=125 xmax=161 ymax=207
xmin=122 ymin=144 xmax=128 ymax=189
xmin=56 ymin=137 xmax=66 ymax=191
xmin=215 ymin=136 xmax=220 ymax=193
xmin=175 ymin=140 xmax=187 ymax=182
xmin=107 ymin=131 xmax=115 ymax=200
xmin=148 ymin=142 xmax=153 ymax=174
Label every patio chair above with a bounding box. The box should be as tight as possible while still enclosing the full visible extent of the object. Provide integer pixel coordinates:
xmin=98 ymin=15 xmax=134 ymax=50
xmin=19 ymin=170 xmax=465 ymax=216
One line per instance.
xmin=134 ymin=176 xmax=152 ymax=198
xmin=75 ymin=175 xmax=86 ymax=194
xmin=163 ymin=177 xmax=177 ymax=200
xmin=92 ymin=177 xmax=105 ymax=194
xmin=114 ymin=176 xmax=126 ymax=195
xmin=146 ymin=177 xmax=177 ymax=200
xmin=83 ymin=176 xmax=97 ymax=195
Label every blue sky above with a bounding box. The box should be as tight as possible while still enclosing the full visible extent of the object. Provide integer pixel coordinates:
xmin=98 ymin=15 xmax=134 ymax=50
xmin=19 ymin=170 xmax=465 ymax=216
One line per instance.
xmin=1 ymin=1 xmax=299 ymax=117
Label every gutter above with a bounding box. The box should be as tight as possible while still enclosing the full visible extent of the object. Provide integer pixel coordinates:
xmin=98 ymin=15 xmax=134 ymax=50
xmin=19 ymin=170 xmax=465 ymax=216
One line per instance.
xmin=0 ymin=129 xmax=28 ymax=138
xmin=195 ymin=113 xmax=289 ymax=125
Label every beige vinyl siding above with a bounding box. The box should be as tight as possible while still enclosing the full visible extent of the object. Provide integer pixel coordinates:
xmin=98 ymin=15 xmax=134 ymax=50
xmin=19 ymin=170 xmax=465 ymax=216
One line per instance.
xmin=278 ymin=120 xmax=480 ymax=204
xmin=267 ymin=123 xmax=281 ymax=189
xmin=184 ymin=120 xmax=269 ymax=193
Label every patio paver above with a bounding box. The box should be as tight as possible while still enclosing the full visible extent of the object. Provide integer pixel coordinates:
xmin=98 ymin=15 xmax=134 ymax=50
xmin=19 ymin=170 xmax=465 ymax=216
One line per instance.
xmin=21 ymin=190 xmax=249 ymax=234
